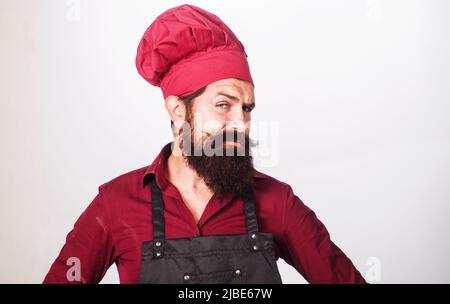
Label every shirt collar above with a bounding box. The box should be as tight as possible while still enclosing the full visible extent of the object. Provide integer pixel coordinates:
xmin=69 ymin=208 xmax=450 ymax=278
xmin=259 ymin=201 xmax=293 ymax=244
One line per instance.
xmin=142 ymin=141 xmax=268 ymax=189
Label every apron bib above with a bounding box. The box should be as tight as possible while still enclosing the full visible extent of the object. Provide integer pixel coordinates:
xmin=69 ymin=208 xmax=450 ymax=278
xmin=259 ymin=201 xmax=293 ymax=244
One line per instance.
xmin=139 ymin=175 xmax=283 ymax=284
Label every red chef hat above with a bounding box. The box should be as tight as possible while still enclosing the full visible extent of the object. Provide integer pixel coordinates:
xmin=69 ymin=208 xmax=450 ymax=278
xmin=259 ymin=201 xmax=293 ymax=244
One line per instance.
xmin=135 ymin=4 xmax=254 ymax=99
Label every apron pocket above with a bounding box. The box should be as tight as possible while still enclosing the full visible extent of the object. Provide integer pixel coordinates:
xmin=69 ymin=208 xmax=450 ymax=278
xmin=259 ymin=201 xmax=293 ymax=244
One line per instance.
xmin=185 ymin=268 xmax=243 ymax=284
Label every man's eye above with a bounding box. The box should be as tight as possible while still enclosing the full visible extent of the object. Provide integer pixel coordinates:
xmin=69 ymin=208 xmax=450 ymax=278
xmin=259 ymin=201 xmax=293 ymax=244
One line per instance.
xmin=216 ymin=102 xmax=228 ymax=109
xmin=243 ymin=105 xmax=254 ymax=112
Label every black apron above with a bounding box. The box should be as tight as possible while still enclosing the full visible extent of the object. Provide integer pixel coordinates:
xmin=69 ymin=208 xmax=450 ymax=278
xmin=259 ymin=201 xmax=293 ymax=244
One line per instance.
xmin=139 ymin=175 xmax=283 ymax=284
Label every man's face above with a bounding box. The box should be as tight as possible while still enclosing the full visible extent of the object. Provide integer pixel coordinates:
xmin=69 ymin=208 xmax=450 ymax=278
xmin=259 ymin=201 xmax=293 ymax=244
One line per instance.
xmin=187 ymin=78 xmax=255 ymax=152
xmin=179 ymin=78 xmax=257 ymax=197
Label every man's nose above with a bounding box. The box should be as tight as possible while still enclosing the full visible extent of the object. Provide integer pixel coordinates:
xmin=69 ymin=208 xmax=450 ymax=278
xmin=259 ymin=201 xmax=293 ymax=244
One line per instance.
xmin=226 ymin=109 xmax=248 ymax=132
xmin=226 ymin=120 xmax=247 ymax=133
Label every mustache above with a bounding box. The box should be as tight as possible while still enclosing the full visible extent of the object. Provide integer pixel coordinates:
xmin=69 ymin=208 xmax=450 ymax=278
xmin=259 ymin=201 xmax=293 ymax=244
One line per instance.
xmin=205 ymin=130 xmax=258 ymax=149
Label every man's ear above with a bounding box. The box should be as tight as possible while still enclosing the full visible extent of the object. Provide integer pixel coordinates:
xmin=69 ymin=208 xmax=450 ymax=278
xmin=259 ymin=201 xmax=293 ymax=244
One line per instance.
xmin=164 ymin=95 xmax=186 ymax=124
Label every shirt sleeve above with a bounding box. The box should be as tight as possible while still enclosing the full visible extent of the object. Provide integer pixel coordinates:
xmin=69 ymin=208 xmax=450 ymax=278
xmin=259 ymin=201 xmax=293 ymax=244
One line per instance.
xmin=278 ymin=185 xmax=367 ymax=284
xmin=43 ymin=189 xmax=115 ymax=284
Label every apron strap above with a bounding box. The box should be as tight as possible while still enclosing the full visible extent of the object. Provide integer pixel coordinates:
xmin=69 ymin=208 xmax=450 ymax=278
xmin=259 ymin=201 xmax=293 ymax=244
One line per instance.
xmin=150 ymin=175 xmax=165 ymax=241
xmin=241 ymin=185 xmax=259 ymax=234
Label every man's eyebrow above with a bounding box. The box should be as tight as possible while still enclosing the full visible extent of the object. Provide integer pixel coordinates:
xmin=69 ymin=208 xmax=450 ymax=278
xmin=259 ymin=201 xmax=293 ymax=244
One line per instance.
xmin=215 ymin=91 xmax=256 ymax=107
xmin=215 ymin=92 xmax=240 ymax=101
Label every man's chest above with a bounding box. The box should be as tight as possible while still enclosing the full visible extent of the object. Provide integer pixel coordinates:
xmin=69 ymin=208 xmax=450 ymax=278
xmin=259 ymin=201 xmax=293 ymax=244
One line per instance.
xmin=179 ymin=192 xmax=214 ymax=224
xmin=111 ymin=195 xmax=248 ymax=253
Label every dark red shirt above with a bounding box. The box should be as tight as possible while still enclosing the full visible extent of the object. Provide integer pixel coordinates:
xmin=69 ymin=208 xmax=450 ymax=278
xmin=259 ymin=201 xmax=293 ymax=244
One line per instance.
xmin=43 ymin=142 xmax=366 ymax=284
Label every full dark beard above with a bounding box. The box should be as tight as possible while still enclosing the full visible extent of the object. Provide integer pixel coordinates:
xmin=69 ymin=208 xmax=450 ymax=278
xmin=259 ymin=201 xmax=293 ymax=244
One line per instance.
xmin=181 ymin=129 xmax=256 ymax=198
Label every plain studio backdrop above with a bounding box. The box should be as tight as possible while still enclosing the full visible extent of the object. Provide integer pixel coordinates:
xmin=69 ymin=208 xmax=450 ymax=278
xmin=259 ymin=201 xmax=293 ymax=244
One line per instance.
xmin=1 ymin=0 xmax=449 ymax=284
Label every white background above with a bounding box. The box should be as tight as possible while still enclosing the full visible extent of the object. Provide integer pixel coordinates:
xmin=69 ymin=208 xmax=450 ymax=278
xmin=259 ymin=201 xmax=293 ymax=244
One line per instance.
xmin=1 ymin=0 xmax=449 ymax=283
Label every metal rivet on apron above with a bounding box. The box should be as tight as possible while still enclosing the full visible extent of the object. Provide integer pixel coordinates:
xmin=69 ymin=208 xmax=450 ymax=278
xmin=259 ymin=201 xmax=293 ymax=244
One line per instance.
xmin=251 ymin=233 xmax=257 ymax=239
xmin=183 ymin=274 xmax=190 ymax=281
xmin=235 ymin=269 xmax=241 ymax=276
xmin=155 ymin=241 xmax=161 ymax=247
xmin=253 ymin=245 xmax=259 ymax=251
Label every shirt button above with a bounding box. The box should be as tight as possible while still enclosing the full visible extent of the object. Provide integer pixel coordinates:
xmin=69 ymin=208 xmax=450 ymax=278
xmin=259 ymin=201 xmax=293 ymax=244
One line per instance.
xmin=184 ymin=274 xmax=190 ymax=281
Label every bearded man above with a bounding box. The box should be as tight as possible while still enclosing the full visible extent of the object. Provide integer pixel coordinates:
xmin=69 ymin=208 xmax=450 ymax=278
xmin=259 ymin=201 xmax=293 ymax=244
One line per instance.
xmin=43 ymin=4 xmax=366 ymax=284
